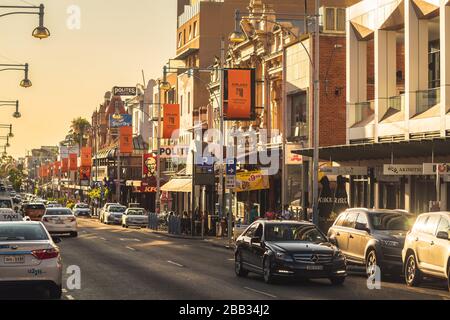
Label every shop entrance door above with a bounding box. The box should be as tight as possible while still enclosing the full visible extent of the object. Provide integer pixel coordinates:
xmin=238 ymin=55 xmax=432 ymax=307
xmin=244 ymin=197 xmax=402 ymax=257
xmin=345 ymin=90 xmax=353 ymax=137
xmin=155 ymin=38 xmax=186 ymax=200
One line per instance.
xmin=412 ymin=177 xmax=437 ymax=214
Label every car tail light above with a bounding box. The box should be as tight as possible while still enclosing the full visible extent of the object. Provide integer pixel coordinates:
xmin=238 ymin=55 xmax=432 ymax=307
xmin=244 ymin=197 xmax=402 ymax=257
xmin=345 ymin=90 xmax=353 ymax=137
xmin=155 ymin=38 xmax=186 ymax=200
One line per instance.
xmin=31 ymin=248 xmax=59 ymax=260
xmin=68 ymin=217 xmax=76 ymax=222
xmin=42 ymin=217 xmax=49 ymax=222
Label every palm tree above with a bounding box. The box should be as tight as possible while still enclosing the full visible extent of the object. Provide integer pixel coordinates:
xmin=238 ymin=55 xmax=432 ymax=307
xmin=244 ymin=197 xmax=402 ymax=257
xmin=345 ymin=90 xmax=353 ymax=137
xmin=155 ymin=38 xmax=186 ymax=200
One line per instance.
xmin=70 ymin=117 xmax=91 ymax=147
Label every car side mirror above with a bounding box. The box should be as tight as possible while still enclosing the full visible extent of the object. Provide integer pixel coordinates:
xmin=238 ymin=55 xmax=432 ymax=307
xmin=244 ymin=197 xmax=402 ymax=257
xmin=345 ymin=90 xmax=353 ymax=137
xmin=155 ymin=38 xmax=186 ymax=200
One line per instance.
xmin=436 ymin=231 xmax=449 ymax=240
xmin=52 ymin=236 xmax=62 ymax=244
xmin=355 ymin=222 xmax=370 ymax=233
xmin=328 ymin=237 xmax=337 ymax=245
xmin=250 ymin=236 xmax=261 ymax=245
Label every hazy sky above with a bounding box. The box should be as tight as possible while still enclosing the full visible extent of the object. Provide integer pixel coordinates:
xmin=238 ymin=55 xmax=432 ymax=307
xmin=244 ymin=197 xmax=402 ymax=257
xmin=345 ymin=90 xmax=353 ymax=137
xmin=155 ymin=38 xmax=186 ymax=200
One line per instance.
xmin=0 ymin=0 xmax=176 ymax=158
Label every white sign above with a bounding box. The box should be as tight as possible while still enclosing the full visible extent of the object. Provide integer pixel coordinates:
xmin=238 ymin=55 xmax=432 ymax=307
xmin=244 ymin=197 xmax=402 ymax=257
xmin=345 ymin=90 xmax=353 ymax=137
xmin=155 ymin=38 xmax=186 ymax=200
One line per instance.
xmin=383 ymin=164 xmax=423 ymax=176
xmin=285 ymin=144 xmax=303 ymax=165
xmin=423 ymin=163 xmax=450 ymax=175
xmin=225 ymin=176 xmax=236 ymax=189
xmin=320 ymin=166 xmax=368 ymax=176
xmin=159 ymin=145 xmax=189 ymax=159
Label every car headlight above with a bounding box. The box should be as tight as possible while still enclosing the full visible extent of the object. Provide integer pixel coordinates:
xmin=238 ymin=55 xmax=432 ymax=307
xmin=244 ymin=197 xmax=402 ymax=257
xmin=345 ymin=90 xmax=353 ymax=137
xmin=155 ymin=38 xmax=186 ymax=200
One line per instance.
xmin=334 ymin=250 xmax=344 ymax=259
xmin=275 ymin=252 xmax=294 ymax=262
xmin=381 ymin=240 xmax=400 ymax=247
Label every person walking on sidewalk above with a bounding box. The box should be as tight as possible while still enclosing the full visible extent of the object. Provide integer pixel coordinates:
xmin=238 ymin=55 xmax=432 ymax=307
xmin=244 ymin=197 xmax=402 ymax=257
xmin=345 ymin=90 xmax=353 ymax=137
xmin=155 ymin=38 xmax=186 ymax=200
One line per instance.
xmin=281 ymin=205 xmax=293 ymax=220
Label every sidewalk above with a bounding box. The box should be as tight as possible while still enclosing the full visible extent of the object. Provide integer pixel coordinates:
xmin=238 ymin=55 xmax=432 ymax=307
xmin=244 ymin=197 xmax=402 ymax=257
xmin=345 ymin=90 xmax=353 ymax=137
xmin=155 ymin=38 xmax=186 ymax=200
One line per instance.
xmin=147 ymin=229 xmax=235 ymax=250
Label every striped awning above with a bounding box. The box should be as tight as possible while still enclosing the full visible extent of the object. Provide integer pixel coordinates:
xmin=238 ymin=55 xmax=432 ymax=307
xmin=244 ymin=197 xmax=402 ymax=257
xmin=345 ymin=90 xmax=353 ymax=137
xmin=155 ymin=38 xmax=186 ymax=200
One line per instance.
xmin=161 ymin=178 xmax=192 ymax=193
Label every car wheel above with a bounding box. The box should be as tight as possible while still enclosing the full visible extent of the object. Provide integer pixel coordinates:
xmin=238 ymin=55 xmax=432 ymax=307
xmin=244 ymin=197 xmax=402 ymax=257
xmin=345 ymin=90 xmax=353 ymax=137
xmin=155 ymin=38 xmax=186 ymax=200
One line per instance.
xmin=263 ymin=257 xmax=275 ymax=284
xmin=405 ymin=253 xmax=422 ymax=287
xmin=366 ymin=249 xmax=380 ymax=278
xmin=70 ymin=232 xmax=78 ymax=238
xmin=329 ymin=276 xmax=345 ymax=286
xmin=235 ymin=252 xmax=248 ymax=277
xmin=48 ymin=285 xmax=62 ymax=300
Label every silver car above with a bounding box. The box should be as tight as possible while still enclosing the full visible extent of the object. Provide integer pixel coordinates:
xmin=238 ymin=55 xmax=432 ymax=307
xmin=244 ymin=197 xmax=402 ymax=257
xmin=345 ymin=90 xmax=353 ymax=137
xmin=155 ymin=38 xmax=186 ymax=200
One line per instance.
xmin=122 ymin=208 xmax=148 ymax=228
xmin=0 ymin=221 xmax=63 ymax=299
xmin=102 ymin=205 xmax=126 ymax=225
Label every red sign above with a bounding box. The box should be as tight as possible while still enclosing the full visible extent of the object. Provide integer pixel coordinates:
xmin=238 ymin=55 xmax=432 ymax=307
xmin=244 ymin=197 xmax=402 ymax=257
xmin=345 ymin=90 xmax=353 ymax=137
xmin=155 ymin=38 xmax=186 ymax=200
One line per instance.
xmin=69 ymin=153 xmax=78 ymax=171
xmin=62 ymin=158 xmax=69 ymax=173
xmin=80 ymin=147 xmax=92 ymax=167
xmin=120 ymin=126 xmax=133 ymax=154
xmin=53 ymin=161 xmax=61 ymax=176
xmin=224 ymin=69 xmax=256 ymax=121
xmin=79 ymin=167 xmax=91 ymax=180
xmin=163 ymin=104 xmax=180 ymax=139
xmin=143 ymin=153 xmax=157 ymax=178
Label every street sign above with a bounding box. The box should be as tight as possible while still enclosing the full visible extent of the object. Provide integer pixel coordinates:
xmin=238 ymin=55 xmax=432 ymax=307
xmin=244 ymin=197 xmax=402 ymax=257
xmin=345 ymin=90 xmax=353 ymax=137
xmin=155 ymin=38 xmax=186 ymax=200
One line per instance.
xmin=225 ymin=175 xmax=236 ymax=189
xmin=113 ymin=86 xmax=137 ymax=96
xmin=423 ymin=163 xmax=450 ymax=175
xmin=383 ymin=164 xmax=423 ymax=175
xmin=320 ymin=166 xmax=368 ymax=176
xmin=226 ymin=158 xmax=237 ymax=176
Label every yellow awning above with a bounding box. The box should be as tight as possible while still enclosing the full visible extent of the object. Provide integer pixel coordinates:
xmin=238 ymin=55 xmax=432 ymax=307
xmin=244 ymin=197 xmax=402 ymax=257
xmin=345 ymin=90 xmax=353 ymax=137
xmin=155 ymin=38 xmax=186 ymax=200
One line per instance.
xmin=161 ymin=179 xmax=192 ymax=193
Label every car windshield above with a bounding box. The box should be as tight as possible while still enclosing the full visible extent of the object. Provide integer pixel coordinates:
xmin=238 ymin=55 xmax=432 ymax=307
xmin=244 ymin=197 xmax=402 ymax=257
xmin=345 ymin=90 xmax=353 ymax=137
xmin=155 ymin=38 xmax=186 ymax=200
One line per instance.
xmin=128 ymin=210 xmax=145 ymax=216
xmin=0 ymin=224 xmax=49 ymax=241
xmin=265 ymin=224 xmax=327 ymax=243
xmin=0 ymin=200 xmax=12 ymax=209
xmin=109 ymin=206 xmax=126 ymax=213
xmin=368 ymin=212 xmax=414 ymax=231
xmin=75 ymin=204 xmax=89 ymax=208
xmin=45 ymin=209 xmax=73 ymax=216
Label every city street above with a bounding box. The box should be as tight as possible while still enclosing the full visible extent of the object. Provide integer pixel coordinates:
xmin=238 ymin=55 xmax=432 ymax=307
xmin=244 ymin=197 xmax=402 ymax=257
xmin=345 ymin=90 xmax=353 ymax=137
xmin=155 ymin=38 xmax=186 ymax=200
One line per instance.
xmin=49 ymin=218 xmax=449 ymax=301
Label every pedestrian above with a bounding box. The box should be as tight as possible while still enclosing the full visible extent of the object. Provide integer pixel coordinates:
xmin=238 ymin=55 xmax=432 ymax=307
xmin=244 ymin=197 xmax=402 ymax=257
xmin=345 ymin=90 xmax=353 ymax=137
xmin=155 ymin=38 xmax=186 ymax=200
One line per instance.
xmin=265 ymin=208 xmax=275 ymax=220
xmin=281 ymin=205 xmax=293 ymax=220
xmin=249 ymin=205 xmax=259 ymax=224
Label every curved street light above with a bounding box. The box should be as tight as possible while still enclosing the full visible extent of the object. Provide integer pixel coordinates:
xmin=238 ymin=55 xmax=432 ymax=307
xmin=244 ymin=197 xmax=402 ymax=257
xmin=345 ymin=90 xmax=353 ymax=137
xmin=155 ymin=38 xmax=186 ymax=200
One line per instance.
xmin=0 ymin=124 xmax=14 ymax=138
xmin=0 ymin=100 xmax=22 ymax=118
xmin=0 ymin=63 xmax=32 ymax=88
xmin=0 ymin=3 xmax=50 ymax=39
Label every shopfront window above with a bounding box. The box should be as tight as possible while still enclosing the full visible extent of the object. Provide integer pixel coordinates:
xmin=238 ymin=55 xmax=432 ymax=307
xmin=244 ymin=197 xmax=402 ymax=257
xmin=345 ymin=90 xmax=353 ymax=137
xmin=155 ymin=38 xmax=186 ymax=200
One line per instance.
xmin=287 ymin=91 xmax=308 ymax=143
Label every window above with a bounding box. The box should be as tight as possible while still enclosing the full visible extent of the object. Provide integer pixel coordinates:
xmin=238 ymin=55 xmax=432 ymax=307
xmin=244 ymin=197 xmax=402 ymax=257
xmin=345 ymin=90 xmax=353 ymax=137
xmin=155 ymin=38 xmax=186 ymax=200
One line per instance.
xmin=189 ymin=25 xmax=192 ymax=40
xmin=264 ymin=224 xmax=327 ymax=243
xmin=356 ymin=213 xmax=368 ymax=227
xmin=334 ymin=213 xmax=347 ymax=227
xmin=325 ymin=8 xmax=335 ymax=31
xmin=436 ymin=217 xmax=449 ymax=235
xmin=423 ymin=215 xmax=441 ymax=235
xmin=336 ymin=8 xmax=346 ymax=31
xmin=193 ymin=21 xmax=198 ymax=37
xmin=323 ymin=7 xmax=346 ymax=33
xmin=188 ymin=92 xmax=191 ymax=114
xmin=178 ymin=32 xmax=182 ymax=47
xmin=0 ymin=224 xmax=49 ymax=241
xmin=342 ymin=212 xmax=358 ymax=229
xmin=180 ymin=95 xmax=183 ymax=116
xmin=243 ymin=224 xmax=258 ymax=238
xmin=288 ymin=91 xmax=308 ymax=142
xmin=368 ymin=212 xmax=413 ymax=231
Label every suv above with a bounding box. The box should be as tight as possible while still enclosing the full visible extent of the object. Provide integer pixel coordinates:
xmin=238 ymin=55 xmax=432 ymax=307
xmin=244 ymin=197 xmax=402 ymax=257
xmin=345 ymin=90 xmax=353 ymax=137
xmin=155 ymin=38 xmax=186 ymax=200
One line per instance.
xmin=403 ymin=212 xmax=450 ymax=291
xmin=328 ymin=208 xmax=415 ymax=277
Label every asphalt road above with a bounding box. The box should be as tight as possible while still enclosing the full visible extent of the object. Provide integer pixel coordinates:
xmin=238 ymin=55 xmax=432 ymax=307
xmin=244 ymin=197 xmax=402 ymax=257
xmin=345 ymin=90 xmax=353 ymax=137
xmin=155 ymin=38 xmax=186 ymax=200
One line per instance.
xmin=4 ymin=218 xmax=450 ymax=300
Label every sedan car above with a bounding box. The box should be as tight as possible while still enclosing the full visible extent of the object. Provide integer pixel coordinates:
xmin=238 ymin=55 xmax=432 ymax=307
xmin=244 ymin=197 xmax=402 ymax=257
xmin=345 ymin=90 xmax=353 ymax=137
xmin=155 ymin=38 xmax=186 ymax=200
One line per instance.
xmin=0 ymin=221 xmax=62 ymax=299
xmin=328 ymin=208 xmax=415 ymax=277
xmin=23 ymin=203 xmax=46 ymax=221
xmin=41 ymin=208 xmax=78 ymax=237
xmin=122 ymin=208 xmax=148 ymax=228
xmin=73 ymin=203 xmax=91 ymax=217
xmin=102 ymin=205 xmax=126 ymax=225
xmin=235 ymin=220 xmax=347 ymax=284
xmin=99 ymin=203 xmax=120 ymax=222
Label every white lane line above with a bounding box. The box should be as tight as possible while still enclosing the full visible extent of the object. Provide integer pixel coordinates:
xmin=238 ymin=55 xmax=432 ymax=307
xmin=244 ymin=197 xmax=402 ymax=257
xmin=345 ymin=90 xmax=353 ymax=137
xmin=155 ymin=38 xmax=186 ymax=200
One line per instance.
xmin=120 ymin=238 xmax=141 ymax=242
xmin=66 ymin=295 xmax=75 ymax=300
xmin=167 ymin=260 xmax=184 ymax=268
xmin=125 ymin=246 xmax=136 ymax=251
xmin=99 ymin=237 xmax=107 ymax=241
xmin=243 ymin=287 xmax=277 ymax=299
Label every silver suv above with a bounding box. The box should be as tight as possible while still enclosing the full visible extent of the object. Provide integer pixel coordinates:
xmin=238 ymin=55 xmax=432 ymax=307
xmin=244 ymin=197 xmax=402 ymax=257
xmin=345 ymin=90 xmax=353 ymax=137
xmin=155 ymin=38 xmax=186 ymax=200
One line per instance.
xmin=403 ymin=212 xmax=450 ymax=292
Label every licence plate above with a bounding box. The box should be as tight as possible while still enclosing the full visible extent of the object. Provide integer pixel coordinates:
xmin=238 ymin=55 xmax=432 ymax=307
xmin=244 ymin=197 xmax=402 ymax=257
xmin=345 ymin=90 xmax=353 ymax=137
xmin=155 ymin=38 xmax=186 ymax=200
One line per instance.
xmin=4 ymin=255 xmax=25 ymax=264
xmin=306 ymin=265 xmax=323 ymax=271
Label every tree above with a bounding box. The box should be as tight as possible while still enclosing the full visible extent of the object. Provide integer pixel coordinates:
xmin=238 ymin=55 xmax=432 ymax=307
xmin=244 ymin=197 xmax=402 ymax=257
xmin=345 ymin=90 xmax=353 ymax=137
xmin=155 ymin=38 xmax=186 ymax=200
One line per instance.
xmin=70 ymin=117 xmax=91 ymax=147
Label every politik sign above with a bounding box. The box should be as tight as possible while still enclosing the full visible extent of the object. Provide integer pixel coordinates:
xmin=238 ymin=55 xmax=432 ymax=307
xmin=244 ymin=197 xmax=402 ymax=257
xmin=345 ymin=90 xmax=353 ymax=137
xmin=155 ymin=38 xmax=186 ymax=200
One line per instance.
xmin=113 ymin=86 xmax=137 ymax=96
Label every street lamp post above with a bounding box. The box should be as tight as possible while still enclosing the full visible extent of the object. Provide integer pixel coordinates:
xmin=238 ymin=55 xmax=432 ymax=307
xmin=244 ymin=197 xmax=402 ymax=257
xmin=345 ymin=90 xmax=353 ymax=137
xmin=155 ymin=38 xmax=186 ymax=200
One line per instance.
xmin=0 ymin=100 xmax=22 ymax=118
xmin=230 ymin=3 xmax=321 ymax=226
xmin=0 ymin=63 xmax=32 ymax=88
xmin=0 ymin=124 xmax=14 ymax=138
xmin=0 ymin=3 xmax=50 ymax=39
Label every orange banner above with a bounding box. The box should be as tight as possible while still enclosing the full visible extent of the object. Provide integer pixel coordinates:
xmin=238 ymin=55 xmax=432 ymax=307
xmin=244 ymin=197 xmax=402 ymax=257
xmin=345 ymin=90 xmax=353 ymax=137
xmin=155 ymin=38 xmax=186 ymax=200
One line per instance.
xmin=80 ymin=147 xmax=92 ymax=167
xmin=69 ymin=153 xmax=78 ymax=171
xmin=53 ymin=161 xmax=61 ymax=176
xmin=163 ymin=104 xmax=180 ymax=139
xmin=120 ymin=126 xmax=133 ymax=154
xmin=62 ymin=158 xmax=69 ymax=173
xmin=224 ymin=69 xmax=255 ymax=120
xmin=79 ymin=167 xmax=91 ymax=180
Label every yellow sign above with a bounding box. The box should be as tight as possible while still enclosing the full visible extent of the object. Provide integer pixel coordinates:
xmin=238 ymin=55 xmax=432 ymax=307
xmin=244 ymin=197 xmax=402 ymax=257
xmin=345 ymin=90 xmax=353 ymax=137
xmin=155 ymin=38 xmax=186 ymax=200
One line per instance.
xmin=235 ymin=170 xmax=270 ymax=192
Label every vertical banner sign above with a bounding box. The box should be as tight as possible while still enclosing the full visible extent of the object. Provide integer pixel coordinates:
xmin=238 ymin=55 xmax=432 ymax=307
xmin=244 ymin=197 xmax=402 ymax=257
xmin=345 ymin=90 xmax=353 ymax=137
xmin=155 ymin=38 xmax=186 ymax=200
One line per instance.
xmin=54 ymin=161 xmax=61 ymax=175
xmin=143 ymin=153 xmax=157 ymax=178
xmin=62 ymin=158 xmax=69 ymax=173
xmin=69 ymin=153 xmax=78 ymax=171
xmin=120 ymin=126 xmax=133 ymax=154
xmin=81 ymin=147 xmax=92 ymax=167
xmin=223 ymin=68 xmax=256 ymax=121
xmin=163 ymin=104 xmax=180 ymax=139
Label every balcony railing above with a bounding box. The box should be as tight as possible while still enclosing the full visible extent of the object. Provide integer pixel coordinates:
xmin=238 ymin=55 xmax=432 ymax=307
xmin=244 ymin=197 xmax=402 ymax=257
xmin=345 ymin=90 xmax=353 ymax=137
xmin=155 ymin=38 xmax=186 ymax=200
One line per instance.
xmin=352 ymin=100 xmax=375 ymax=125
xmin=388 ymin=94 xmax=404 ymax=112
xmin=416 ymin=87 xmax=440 ymax=114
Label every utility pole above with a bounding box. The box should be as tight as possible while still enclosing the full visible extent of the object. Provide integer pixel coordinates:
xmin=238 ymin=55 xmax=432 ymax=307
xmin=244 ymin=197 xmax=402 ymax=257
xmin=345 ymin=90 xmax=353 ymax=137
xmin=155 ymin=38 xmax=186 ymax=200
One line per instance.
xmin=116 ymin=129 xmax=121 ymax=204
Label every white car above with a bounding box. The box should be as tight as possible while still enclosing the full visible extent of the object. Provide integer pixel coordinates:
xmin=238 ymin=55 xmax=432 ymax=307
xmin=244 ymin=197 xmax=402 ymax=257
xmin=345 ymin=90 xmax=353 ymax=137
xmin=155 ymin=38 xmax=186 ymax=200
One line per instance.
xmin=0 ymin=208 xmax=23 ymax=222
xmin=42 ymin=208 xmax=78 ymax=237
xmin=102 ymin=205 xmax=126 ymax=225
xmin=0 ymin=221 xmax=63 ymax=299
xmin=46 ymin=202 xmax=62 ymax=208
xmin=99 ymin=202 xmax=120 ymax=222
xmin=122 ymin=208 xmax=148 ymax=228
xmin=73 ymin=203 xmax=91 ymax=217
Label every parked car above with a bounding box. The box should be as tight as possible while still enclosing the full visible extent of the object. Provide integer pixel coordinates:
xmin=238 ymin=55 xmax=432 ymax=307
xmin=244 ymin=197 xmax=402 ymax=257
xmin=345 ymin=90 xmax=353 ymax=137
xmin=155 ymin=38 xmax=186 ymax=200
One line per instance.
xmin=328 ymin=208 xmax=415 ymax=277
xmin=0 ymin=196 xmax=13 ymax=210
xmin=403 ymin=212 xmax=450 ymax=291
xmin=22 ymin=203 xmax=46 ymax=221
xmin=99 ymin=202 xmax=120 ymax=222
xmin=0 ymin=221 xmax=62 ymax=299
xmin=121 ymin=208 xmax=148 ymax=228
xmin=42 ymin=208 xmax=78 ymax=237
xmin=235 ymin=220 xmax=347 ymax=284
xmin=73 ymin=203 xmax=91 ymax=217
xmin=101 ymin=205 xmax=126 ymax=225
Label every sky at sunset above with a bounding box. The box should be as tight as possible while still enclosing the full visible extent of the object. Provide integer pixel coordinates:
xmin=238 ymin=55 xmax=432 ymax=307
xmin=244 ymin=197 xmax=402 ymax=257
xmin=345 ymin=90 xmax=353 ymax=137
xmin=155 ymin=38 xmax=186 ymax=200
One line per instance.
xmin=0 ymin=0 xmax=176 ymax=158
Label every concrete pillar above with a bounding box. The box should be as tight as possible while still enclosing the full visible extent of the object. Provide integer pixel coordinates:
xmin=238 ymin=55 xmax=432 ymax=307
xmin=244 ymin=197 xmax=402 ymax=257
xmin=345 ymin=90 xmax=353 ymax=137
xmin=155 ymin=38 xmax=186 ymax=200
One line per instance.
xmin=347 ymin=24 xmax=367 ymax=143
xmin=374 ymin=181 xmax=380 ymax=209
xmin=404 ymin=176 xmax=411 ymax=212
xmin=441 ymin=181 xmax=447 ymax=211
xmin=375 ymin=30 xmax=397 ymax=123
xmin=405 ymin=0 xmax=429 ymax=122
xmin=441 ymin=3 xmax=450 ymax=134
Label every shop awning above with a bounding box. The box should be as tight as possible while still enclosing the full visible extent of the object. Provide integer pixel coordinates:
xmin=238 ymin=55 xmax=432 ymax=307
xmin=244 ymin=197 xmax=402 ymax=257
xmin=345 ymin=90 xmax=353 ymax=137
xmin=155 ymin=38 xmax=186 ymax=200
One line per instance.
xmin=293 ymin=137 xmax=450 ymax=162
xmin=161 ymin=178 xmax=192 ymax=193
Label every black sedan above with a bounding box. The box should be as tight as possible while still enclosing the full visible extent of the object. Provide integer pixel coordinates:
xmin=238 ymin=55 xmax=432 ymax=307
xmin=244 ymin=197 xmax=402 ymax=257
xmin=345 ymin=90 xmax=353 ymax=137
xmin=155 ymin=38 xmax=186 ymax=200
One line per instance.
xmin=235 ymin=220 xmax=347 ymax=284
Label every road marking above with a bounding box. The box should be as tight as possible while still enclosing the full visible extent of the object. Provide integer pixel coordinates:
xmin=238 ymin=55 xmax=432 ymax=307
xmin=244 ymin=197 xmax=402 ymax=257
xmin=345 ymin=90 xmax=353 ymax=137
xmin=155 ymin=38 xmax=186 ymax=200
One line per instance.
xmin=227 ymin=258 xmax=235 ymax=261
xmin=62 ymin=289 xmax=68 ymax=293
xmin=99 ymin=237 xmax=107 ymax=241
xmin=243 ymin=287 xmax=277 ymax=299
xmin=125 ymin=246 xmax=136 ymax=251
xmin=167 ymin=260 xmax=184 ymax=268
xmin=120 ymin=238 xmax=141 ymax=242
xmin=66 ymin=295 xmax=75 ymax=300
